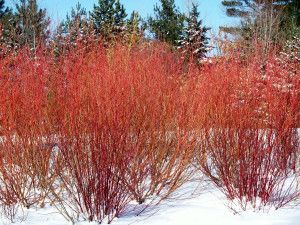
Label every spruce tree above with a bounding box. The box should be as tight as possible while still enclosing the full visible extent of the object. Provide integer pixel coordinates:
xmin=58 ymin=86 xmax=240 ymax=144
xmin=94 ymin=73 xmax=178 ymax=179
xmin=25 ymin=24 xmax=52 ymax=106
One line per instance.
xmin=178 ymin=3 xmax=210 ymax=63
xmin=14 ymin=0 xmax=50 ymax=49
xmin=148 ymin=0 xmax=185 ymax=46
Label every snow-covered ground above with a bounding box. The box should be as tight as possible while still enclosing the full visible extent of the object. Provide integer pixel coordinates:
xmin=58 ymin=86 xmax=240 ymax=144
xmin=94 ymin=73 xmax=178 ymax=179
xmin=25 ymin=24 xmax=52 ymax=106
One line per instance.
xmin=1 ymin=181 xmax=299 ymax=225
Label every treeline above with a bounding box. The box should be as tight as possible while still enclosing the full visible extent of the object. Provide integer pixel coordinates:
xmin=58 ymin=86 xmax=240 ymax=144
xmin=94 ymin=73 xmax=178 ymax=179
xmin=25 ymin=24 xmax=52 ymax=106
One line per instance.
xmin=0 ymin=0 xmax=299 ymax=60
xmin=0 ymin=0 xmax=210 ymax=63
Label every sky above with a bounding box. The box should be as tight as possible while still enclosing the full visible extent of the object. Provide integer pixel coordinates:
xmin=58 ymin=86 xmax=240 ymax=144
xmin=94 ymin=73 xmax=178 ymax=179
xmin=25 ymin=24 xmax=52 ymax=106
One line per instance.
xmin=7 ymin=0 xmax=240 ymax=34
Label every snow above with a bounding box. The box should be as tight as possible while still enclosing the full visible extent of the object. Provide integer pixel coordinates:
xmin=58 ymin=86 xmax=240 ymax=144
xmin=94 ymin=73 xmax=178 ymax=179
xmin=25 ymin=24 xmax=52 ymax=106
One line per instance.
xmin=1 ymin=181 xmax=299 ymax=225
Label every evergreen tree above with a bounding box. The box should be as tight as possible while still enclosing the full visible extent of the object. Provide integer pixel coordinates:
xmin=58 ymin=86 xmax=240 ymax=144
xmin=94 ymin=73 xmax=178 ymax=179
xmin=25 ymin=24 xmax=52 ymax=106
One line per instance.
xmin=148 ymin=0 xmax=185 ymax=46
xmin=281 ymin=0 xmax=300 ymax=38
xmin=60 ymin=3 xmax=90 ymax=43
xmin=0 ymin=0 xmax=9 ymax=19
xmin=127 ymin=11 xmax=140 ymax=34
xmin=52 ymin=3 xmax=92 ymax=56
xmin=91 ymin=0 xmax=127 ymax=44
xmin=114 ymin=0 xmax=127 ymax=34
xmin=0 ymin=0 xmax=12 ymax=33
xmin=14 ymin=0 xmax=50 ymax=49
xmin=91 ymin=0 xmax=115 ymax=37
xmin=0 ymin=0 xmax=13 ymax=53
xmin=178 ymin=3 xmax=211 ymax=63
xmin=126 ymin=11 xmax=144 ymax=46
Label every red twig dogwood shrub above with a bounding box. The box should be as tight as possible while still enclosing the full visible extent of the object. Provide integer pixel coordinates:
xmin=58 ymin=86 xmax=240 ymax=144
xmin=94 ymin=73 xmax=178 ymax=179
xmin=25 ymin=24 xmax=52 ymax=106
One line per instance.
xmin=48 ymin=43 xmax=197 ymax=222
xmin=47 ymin=45 xmax=130 ymax=223
xmin=0 ymin=49 xmax=58 ymax=212
xmin=111 ymin=45 xmax=196 ymax=209
xmin=0 ymin=41 xmax=197 ymax=223
xmin=195 ymin=52 xmax=300 ymax=211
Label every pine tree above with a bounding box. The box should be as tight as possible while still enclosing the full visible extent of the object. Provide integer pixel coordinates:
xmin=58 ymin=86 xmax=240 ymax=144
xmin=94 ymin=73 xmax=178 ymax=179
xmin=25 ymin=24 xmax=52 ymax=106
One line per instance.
xmin=91 ymin=0 xmax=115 ymax=38
xmin=178 ymin=3 xmax=210 ymax=63
xmin=91 ymin=0 xmax=127 ymax=44
xmin=220 ymin=0 xmax=290 ymax=35
xmin=14 ymin=0 xmax=50 ymax=49
xmin=114 ymin=0 xmax=127 ymax=35
xmin=220 ymin=0 xmax=292 ymax=54
xmin=148 ymin=0 xmax=185 ymax=46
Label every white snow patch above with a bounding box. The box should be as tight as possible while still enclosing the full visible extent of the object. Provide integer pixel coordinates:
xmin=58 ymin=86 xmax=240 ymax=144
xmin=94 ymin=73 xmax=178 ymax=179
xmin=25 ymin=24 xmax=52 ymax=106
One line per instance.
xmin=0 ymin=181 xmax=299 ymax=225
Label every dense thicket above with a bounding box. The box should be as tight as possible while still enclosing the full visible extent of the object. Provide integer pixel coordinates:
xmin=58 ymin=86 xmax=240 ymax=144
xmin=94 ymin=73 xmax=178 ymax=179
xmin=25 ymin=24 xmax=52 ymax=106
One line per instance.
xmin=0 ymin=40 xmax=299 ymax=223
xmin=0 ymin=0 xmax=299 ymax=224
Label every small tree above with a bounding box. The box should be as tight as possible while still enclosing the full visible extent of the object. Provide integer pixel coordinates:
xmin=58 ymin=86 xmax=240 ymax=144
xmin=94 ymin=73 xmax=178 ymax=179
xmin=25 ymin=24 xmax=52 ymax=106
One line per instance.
xmin=148 ymin=0 xmax=185 ymax=46
xmin=178 ymin=3 xmax=211 ymax=63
